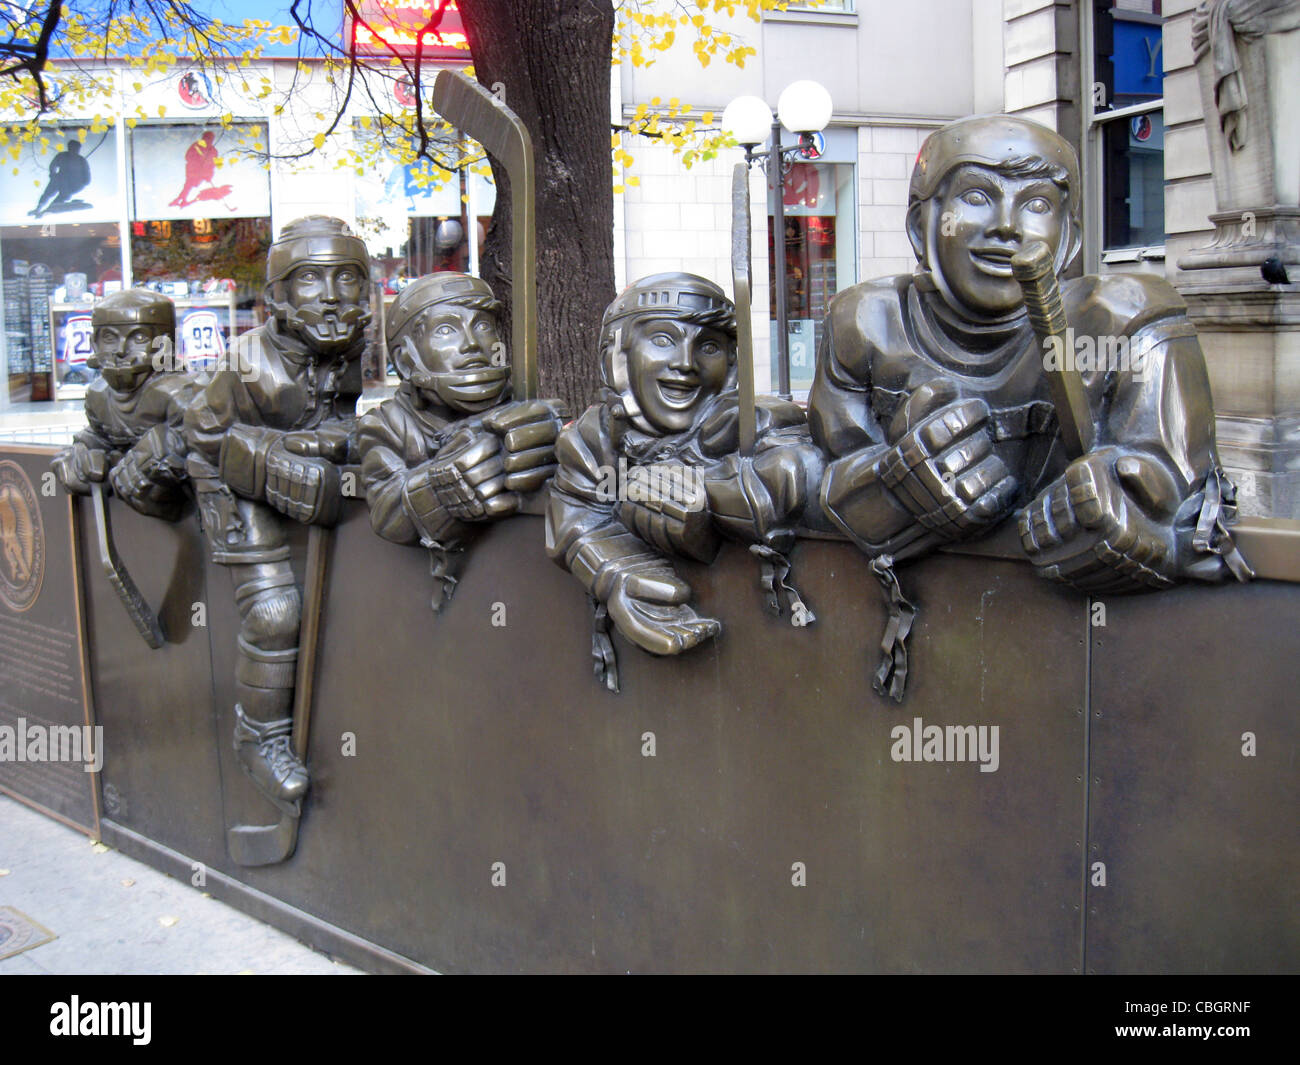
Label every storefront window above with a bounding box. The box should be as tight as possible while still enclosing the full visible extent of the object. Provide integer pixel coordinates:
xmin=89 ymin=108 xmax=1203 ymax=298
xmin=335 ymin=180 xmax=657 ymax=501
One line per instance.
xmin=768 ymin=160 xmax=856 ymax=393
xmin=128 ymin=122 xmax=272 ymax=370
xmin=0 ymin=125 xmax=124 ymax=403
xmin=0 ymin=119 xmax=274 ymax=405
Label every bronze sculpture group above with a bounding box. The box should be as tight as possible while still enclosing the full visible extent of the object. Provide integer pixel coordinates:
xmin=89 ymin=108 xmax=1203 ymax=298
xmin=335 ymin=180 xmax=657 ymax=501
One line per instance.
xmin=54 ymin=114 xmax=1252 ymax=864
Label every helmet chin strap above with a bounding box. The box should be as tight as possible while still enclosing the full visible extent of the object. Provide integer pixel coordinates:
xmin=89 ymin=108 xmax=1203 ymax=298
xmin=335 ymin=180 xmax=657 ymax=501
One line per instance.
xmin=267 ymin=297 xmax=370 ymax=354
xmin=397 ymin=336 xmax=510 ymax=412
xmin=100 ymin=361 xmax=154 ymax=391
xmin=605 ymin=342 xmax=655 ymax=436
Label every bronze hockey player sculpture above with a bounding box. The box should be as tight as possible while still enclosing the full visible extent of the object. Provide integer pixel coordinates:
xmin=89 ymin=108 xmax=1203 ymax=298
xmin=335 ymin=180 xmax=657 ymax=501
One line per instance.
xmin=358 ymin=272 xmax=566 ymax=609
xmin=52 ymin=289 xmax=197 ymax=522
xmin=546 ymin=272 xmax=824 ymax=689
xmin=51 ymin=289 xmax=200 ymax=647
xmin=808 ymin=115 xmax=1251 ymax=700
xmin=183 ymin=215 xmax=370 ymax=864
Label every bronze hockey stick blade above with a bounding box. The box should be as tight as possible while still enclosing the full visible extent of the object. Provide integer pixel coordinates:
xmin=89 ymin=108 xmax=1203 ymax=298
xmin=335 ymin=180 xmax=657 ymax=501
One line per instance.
xmin=92 ymin=482 xmax=165 ymax=649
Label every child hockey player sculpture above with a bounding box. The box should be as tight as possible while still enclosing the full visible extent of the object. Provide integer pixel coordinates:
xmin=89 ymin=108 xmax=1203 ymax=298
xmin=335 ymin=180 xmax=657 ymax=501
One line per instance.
xmin=183 ymin=216 xmax=369 ymax=850
xmin=546 ymin=272 xmax=825 ymax=688
xmin=52 ymin=289 xmax=197 ymax=522
xmin=358 ymin=272 xmax=566 ymax=608
xmin=807 ymin=115 xmax=1250 ymax=699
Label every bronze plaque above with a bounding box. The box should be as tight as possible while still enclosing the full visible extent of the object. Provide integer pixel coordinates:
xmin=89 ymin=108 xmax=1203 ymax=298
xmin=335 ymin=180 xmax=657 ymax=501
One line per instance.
xmin=0 ymin=445 xmax=97 ymax=834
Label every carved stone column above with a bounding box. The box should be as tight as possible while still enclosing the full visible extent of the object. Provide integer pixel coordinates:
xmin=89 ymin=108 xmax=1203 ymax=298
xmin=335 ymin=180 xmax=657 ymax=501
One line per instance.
xmin=1176 ymin=0 xmax=1300 ymax=518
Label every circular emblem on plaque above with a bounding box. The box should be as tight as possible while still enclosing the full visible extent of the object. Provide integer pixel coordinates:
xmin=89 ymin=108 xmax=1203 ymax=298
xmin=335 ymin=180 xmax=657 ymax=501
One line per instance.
xmin=0 ymin=460 xmax=45 ymax=613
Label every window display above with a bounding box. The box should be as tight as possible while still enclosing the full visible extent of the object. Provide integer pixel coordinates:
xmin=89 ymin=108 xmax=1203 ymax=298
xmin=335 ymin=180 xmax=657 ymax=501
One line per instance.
xmin=768 ymin=161 xmax=856 ymax=393
xmin=128 ymin=122 xmax=273 ymax=358
xmin=1 ymin=125 xmax=124 ymax=403
xmin=0 ymin=120 xmax=272 ymax=407
xmin=2 ymin=223 xmax=123 ymax=402
xmin=129 ymin=123 xmax=271 ymax=221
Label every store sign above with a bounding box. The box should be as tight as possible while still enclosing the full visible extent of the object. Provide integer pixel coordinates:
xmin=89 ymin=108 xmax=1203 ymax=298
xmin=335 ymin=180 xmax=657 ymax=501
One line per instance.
xmin=130 ymin=125 xmax=271 ymax=222
xmin=0 ymin=127 xmax=120 ymax=227
xmin=348 ymin=0 xmax=470 ymax=59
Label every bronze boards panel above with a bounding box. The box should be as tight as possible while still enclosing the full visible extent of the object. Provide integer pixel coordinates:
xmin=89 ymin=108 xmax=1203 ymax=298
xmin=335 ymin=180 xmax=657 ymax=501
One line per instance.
xmin=1086 ymin=578 xmax=1300 ymax=973
xmin=234 ymin=508 xmax=1088 ymax=973
xmin=74 ymin=493 xmax=221 ymax=854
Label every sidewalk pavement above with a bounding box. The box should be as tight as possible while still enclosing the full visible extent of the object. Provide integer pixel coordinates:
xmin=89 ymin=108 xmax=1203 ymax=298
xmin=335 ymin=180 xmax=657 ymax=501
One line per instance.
xmin=0 ymin=794 xmax=361 ymax=975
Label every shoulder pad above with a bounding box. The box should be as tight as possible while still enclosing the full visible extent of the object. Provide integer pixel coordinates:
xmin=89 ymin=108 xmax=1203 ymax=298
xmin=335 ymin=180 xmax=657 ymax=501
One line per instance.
xmin=824 ymin=275 xmax=911 ymax=383
xmin=1063 ymin=273 xmax=1189 ymax=339
xmin=754 ymin=395 xmax=808 ymax=432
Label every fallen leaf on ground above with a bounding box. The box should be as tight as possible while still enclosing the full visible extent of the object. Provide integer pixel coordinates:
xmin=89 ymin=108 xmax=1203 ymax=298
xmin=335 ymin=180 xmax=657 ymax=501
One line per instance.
xmin=158 ymin=915 xmax=179 ymax=927
xmin=120 ymin=878 xmax=135 ymax=887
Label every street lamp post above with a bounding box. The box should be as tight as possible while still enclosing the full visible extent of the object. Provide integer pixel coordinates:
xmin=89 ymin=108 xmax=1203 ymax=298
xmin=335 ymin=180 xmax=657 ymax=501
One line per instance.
xmin=769 ymin=118 xmax=792 ymax=399
xmin=722 ymin=81 xmax=833 ymax=402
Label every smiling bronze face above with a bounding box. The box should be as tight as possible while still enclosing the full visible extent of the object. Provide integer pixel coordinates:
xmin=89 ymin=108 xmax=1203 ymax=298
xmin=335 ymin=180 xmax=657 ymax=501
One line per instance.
xmin=906 ymin=116 xmax=1081 ymax=323
xmin=932 ymin=164 xmax=1066 ymax=319
xmin=624 ymin=318 xmax=732 ymax=435
xmin=599 ymin=273 xmax=737 ymax=435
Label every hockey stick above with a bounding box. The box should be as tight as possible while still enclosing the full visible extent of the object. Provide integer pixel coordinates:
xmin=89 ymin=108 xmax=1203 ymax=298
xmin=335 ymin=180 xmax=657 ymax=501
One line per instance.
xmin=227 ymin=523 xmax=331 ymax=867
xmin=731 ymin=162 xmax=757 ymax=458
xmin=1011 ymin=240 xmax=1095 ymax=458
xmin=432 ymin=71 xmax=538 ymax=402
xmin=91 ymin=482 xmax=165 ymax=649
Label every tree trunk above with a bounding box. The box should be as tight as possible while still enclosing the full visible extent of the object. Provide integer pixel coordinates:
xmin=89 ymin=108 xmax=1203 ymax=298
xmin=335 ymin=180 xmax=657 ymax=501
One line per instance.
xmin=457 ymin=0 xmax=616 ymax=416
